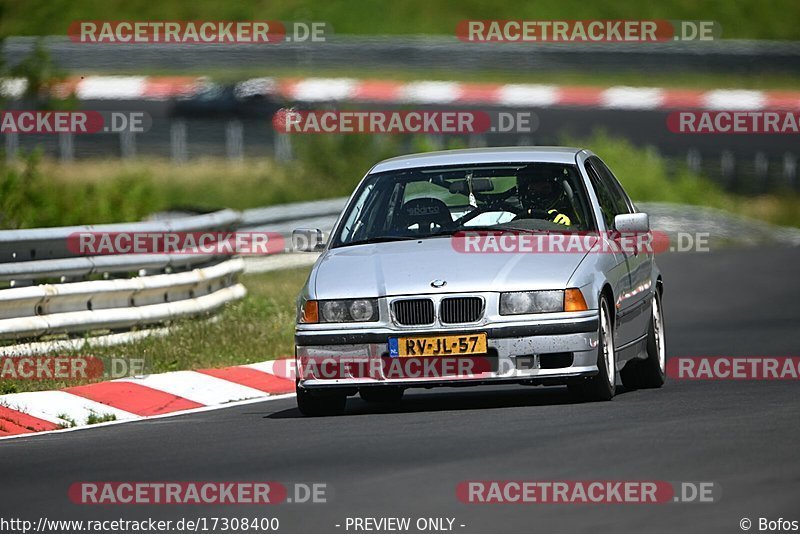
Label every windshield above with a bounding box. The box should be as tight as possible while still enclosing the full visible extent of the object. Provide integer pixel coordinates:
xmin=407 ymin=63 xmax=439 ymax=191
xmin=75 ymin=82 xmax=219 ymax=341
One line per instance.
xmin=332 ymin=162 xmax=596 ymax=248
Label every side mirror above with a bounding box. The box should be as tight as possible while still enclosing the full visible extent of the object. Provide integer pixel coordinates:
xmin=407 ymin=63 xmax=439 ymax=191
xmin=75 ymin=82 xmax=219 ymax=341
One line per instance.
xmin=292 ymin=228 xmax=325 ymax=252
xmin=614 ymin=213 xmax=649 ymax=233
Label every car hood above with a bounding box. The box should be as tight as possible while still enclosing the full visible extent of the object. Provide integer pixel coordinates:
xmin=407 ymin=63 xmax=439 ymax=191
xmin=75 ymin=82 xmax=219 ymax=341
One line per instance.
xmin=312 ymin=237 xmax=590 ymax=298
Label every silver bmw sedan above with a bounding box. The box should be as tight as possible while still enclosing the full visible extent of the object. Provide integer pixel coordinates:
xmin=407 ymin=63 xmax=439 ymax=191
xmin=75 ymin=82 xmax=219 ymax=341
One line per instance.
xmin=293 ymin=147 xmax=666 ymax=416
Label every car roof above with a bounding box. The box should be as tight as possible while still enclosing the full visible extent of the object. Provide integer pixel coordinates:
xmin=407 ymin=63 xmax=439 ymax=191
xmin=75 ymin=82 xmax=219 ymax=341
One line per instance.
xmin=370 ymin=146 xmax=587 ymax=173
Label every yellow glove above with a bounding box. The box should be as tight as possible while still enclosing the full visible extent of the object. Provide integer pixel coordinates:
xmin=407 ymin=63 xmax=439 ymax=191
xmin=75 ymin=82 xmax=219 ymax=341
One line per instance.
xmin=548 ymin=210 xmax=571 ymax=226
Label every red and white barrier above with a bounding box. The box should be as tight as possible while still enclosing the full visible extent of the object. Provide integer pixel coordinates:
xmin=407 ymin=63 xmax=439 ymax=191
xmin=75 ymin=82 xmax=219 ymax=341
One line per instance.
xmin=2 ymin=75 xmax=799 ymax=110
xmin=0 ymin=359 xmax=295 ymax=439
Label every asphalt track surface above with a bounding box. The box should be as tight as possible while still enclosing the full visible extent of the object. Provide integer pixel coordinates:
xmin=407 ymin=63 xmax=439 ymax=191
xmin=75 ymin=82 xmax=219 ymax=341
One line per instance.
xmin=1 ymin=246 xmax=799 ymax=534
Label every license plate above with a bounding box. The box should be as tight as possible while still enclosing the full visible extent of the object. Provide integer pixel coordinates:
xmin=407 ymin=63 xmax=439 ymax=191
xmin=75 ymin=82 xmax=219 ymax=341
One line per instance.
xmin=388 ymin=333 xmax=487 ymax=357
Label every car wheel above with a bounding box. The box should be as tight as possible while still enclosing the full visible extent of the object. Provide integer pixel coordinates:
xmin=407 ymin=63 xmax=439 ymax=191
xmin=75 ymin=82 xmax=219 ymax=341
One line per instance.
xmin=296 ymin=386 xmax=347 ymax=417
xmin=573 ymin=296 xmax=616 ymax=401
xmin=360 ymin=386 xmax=405 ymax=403
xmin=621 ymin=292 xmax=666 ymax=390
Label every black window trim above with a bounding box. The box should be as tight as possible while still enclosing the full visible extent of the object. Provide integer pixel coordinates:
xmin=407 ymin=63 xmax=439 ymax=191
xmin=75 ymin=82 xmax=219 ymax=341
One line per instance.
xmin=588 ymin=156 xmax=635 ymax=214
xmin=584 ymin=159 xmax=620 ymax=230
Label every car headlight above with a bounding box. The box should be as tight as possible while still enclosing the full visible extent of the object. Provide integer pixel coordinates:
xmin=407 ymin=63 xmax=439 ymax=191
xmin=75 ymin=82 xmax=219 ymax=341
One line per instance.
xmin=349 ymin=299 xmax=375 ymax=321
xmin=321 ymin=300 xmax=348 ymax=322
xmin=299 ymin=299 xmax=378 ymax=323
xmin=500 ymin=290 xmax=565 ymax=315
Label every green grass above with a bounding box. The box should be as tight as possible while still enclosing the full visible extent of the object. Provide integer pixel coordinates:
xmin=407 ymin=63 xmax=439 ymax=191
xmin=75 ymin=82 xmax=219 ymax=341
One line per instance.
xmin=3 ymin=0 xmax=799 ymax=40
xmin=0 ymin=133 xmax=420 ymax=228
xmin=56 ymin=413 xmax=77 ymax=428
xmin=0 ymin=267 xmax=310 ymax=393
xmin=0 ymin=154 xmax=359 ymax=228
xmin=85 ymin=411 xmax=117 ymax=424
xmin=3 ymin=131 xmax=800 ymax=231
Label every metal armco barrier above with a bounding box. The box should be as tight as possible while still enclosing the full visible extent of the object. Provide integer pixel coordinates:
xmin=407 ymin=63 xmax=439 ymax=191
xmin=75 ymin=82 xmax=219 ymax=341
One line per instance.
xmin=0 ymin=260 xmax=246 ymax=339
xmin=0 ymin=210 xmax=241 ymax=283
xmin=5 ymin=36 xmax=800 ymax=75
xmin=0 ymin=200 xmax=346 ymax=343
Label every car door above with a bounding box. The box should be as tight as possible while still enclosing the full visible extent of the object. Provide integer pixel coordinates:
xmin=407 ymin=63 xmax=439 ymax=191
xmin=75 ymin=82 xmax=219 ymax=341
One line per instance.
xmin=594 ymin=157 xmax=654 ymax=344
xmin=584 ymin=157 xmax=642 ymax=348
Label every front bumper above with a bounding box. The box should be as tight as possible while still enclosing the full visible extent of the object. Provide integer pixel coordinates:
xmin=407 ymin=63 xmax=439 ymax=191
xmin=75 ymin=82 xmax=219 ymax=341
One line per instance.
xmin=295 ymin=314 xmax=600 ymax=390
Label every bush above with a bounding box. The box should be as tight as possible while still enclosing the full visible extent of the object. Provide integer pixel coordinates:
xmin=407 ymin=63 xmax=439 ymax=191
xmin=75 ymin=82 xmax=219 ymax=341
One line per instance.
xmin=572 ymin=130 xmax=729 ymax=207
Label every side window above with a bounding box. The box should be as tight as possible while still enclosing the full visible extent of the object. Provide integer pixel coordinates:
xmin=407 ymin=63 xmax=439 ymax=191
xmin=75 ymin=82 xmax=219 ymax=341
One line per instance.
xmin=586 ymin=160 xmax=626 ymax=229
xmin=594 ymin=158 xmax=634 ymax=213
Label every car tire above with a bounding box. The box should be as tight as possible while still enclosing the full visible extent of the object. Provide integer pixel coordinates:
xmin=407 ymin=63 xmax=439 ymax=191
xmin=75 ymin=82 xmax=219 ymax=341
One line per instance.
xmin=621 ymin=291 xmax=666 ymax=390
xmin=296 ymin=386 xmax=347 ymax=417
xmin=572 ymin=296 xmax=616 ymax=402
xmin=359 ymin=386 xmax=405 ymax=403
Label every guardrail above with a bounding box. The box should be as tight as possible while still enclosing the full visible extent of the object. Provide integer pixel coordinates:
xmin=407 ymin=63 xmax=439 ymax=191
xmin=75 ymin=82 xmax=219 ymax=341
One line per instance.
xmin=0 ymin=199 xmax=347 ymax=345
xmin=0 ymin=201 xmax=347 ymax=345
xmin=0 ymin=259 xmax=245 ymax=339
xmin=0 ymin=209 xmax=241 ymax=283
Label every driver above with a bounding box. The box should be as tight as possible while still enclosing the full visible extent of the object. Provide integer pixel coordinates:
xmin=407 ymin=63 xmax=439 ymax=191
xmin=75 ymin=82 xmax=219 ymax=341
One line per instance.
xmin=516 ymin=165 xmax=572 ymax=226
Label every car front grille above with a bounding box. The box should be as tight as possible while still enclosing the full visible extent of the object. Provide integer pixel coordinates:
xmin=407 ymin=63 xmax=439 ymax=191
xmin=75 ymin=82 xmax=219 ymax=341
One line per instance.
xmin=392 ymin=298 xmax=435 ymax=325
xmin=440 ymin=296 xmax=484 ymax=324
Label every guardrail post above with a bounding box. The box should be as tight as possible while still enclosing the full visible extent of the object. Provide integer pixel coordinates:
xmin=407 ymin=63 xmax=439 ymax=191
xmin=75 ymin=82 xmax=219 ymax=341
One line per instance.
xmin=58 ymin=133 xmax=74 ymax=162
xmin=274 ymin=133 xmax=292 ymax=162
xmin=225 ymin=120 xmax=244 ymax=162
xmin=783 ymin=152 xmax=797 ymax=190
xmin=120 ymin=130 xmax=136 ymax=159
xmin=468 ymin=134 xmax=487 ymax=148
xmin=686 ymin=149 xmax=701 ymax=174
xmin=425 ymin=135 xmax=444 ymax=151
xmin=171 ymin=121 xmax=187 ymax=163
xmin=754 ymin=152 xmax=769 ymax=191
xmin=720 ymin=150 xmax=735 ymax=186
xmin=5 ymin=132 xmax=19 ymax=163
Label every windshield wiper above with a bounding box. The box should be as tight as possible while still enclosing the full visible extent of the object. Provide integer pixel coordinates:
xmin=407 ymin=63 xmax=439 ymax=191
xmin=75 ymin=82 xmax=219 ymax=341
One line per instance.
xmin=429 ymin=225 xmax=545 ymax=237
xmin=342 ymin=235 xmax=419 ymax=247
